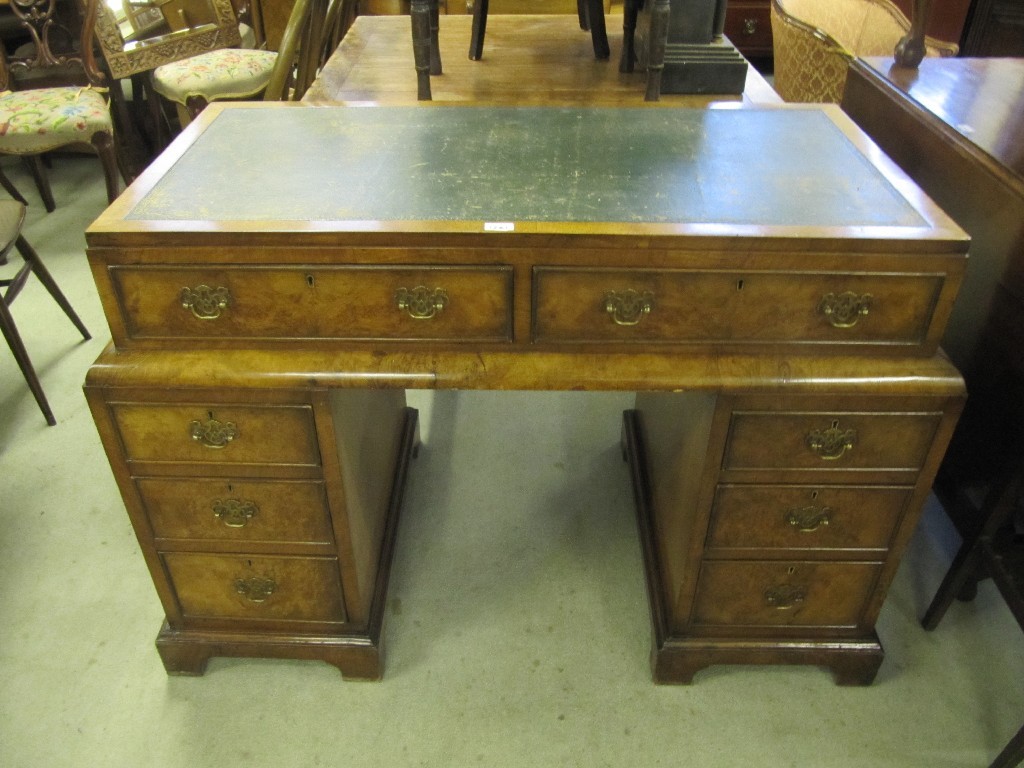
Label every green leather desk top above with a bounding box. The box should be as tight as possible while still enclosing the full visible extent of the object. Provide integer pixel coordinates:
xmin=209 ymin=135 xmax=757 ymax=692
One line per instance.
xmin=124 ymin=104 xmax=934 ymax=231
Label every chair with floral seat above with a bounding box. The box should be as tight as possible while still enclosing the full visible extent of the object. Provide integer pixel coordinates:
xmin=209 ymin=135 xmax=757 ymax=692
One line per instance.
xmin=150 ymin=0 xmax=351 ymax=124
xmin=0 ymin=0 xmax=122 ymax=212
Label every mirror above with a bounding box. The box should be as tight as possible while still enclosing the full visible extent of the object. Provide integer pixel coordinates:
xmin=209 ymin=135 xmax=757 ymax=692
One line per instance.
xmin=94 ymin=0 xmax=242 ymax=78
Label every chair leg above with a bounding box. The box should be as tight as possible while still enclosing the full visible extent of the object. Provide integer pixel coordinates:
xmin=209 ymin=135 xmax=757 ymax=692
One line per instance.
xmin=991 ymin=722 xmax=1024 ymax=768
xmin=577 ymin=0 xmax=590 ymax=30
xmin=620 ymin=0 xmax=638 ymax=73
xmin=411 ymin=0 xmax=433 ymax=100
xmin=469 ymin=0 xmax=489 ymax=61
xmin=429 ymin=0 xmax=442 ymax=75
xmin=0 ymin=167 xmax=28 ymax=207
xmin=586 ymin=0 xmax=610 ymax=59
xmin=921 ymin=535 xmax=986 ymax=630
xmin=644 ymin=0 xmax=671 ymax=101
xmin=923 ymin=466 xmax=1024 ymax=630
xmin=91 ymin=132 xmax=122 ymax=205
xmin=14 ymin=235 xmax=90 ymax=341
xmin=26 ymin=156 xmax=56 ymax=213
xmin=0 ymin=294 xmax=56 ymax=426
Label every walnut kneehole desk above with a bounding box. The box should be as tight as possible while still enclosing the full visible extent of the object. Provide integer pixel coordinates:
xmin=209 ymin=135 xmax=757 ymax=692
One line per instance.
xmin=84 ymin=103 xmax=967 ymax=684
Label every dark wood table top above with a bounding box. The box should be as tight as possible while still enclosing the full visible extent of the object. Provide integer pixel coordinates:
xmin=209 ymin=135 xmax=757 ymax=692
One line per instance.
xmin=305 ymin=15 xmax=781 ymax=107
xmin=858 ymin=57 xmax=1024 ymax=186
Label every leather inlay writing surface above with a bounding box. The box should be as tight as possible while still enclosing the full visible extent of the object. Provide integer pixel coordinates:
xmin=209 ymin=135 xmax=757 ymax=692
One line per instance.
xmin=128 ymin=106 xmax=926 ymax=228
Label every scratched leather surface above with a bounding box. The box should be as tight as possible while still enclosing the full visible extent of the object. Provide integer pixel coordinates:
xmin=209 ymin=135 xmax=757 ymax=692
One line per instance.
xmin=128 ymin=105 xmax=926 ymax=228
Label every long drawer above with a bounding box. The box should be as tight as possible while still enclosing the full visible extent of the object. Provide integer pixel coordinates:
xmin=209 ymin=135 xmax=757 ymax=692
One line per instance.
xmin=109 ymin=265 xmax=514 ymax=343
xmin=691 ymin=560 xmax=881 ymax=628
xmin=706 ymin=484 xmax=910 ymax=554
xmin=533 ymin=267 xmax=946 ymax=348
xmin=137 ymin=478 xmax=334 ymax=545
xmin=110 ymin=403 xmax=321 ymax=466
xmin=162 ymin=552 xmax=347 ymax=623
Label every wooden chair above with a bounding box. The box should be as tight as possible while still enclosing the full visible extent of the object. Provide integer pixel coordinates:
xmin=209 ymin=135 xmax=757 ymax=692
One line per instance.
xmin=93 ymin=0 xmax=244 ymax=170
xmin=469 ymin=0 xmax=610 ymax=62
xmin=150 ymin=0 xmax=351 ymax=123
xmin=923 ymin=451 xmax=1024 ymax=768
xmin=0 ymin=0 xmax=122 ymax=212
xmin=0 ymin=200 xmax=91 ymax=426
xmin=770 ymin=0 xmax=958 ymax=103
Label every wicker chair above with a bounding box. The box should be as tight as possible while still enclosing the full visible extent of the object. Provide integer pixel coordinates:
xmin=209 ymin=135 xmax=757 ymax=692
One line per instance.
xmin=770 ymin=0 xmax=958 ymax=103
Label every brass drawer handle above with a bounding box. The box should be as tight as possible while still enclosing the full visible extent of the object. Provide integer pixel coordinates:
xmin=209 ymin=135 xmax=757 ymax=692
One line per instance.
xmin=213 ymin=498 xmax=259 ymax=528
xmin=396 ymin=286 xmax=448 ymax=319
xmin=764 ymin=584 xmax=806 ymax=609
xmin=818 ymin=291 xmax=872 ymax=328
xmin=786 ymin=505 xmax=832 ymax=532
xmin=806 ymin=419 xmax=857 ymax=460
xmin=742 ymin=17 xmax=758 ymax=35
xmin=189 ymin=416 xmax=238 ymax=449
xmin=234 ymin=575 xmax=277 ymax=604
xmin=604 ymin=289 xmax=654 ymax=326
xmin=181 ymin=285 xmax=231 ymax=320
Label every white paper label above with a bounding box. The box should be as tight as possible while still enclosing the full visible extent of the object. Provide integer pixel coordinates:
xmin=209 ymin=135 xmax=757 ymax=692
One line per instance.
xmin=483 ymin=222 xmax=515 ymax=232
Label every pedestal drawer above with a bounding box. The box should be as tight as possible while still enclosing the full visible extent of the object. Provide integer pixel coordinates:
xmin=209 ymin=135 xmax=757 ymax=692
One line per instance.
xmin=163 ymin=552 xmax=346 ymax=623
xmin=706 ymin=485 xmax=910 ymax=553
xmin=111 ymin=403 xmax=321 ymax=466
xmin=533 ymin=267 xmax=944 ymax=349
xmin=137 ymin=478 xmax=333 ymax=544
xmin=109 ymin=265 xmax=513 ymax=343
xmin=692 ymin=560 xmax=881 ymax=628
xmin=723 ymin=411 xmax=942 ymax=472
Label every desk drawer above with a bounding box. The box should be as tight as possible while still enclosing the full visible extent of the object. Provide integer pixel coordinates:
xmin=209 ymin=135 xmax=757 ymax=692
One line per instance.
xmin=137 ymin=478 xmax=333 ymax=544
xmin=706 ymin=485 xmax=910 ymax=553
xmin=111 ymin=403 xmax=321 ymax=466
xmin=725 ymin=2 xmax=772 ymax=56
xmin=723 ymin=411 xmax=942 ymax=472
xmin=110 ymin=265 xmax=513 ymax=343
xmin=532 ymin=267 xmax=943 ymax=348
xmin=692 ymin=560 xmax=880 ymax=628
xmin=163 ymin=552 xmax=346 ymax=623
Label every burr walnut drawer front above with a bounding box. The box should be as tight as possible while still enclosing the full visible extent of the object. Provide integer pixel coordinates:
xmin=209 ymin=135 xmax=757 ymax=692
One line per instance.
xmin=108 ymin=265 xmax=513 ymax=343
xmin=110 ymin=403 xmax=321 ymax=466
xmin=691 ymin=560 xmax=881 ymax=628
xmin=532 ymin=267 xmax=945 ymax=348
xmin=162 ymin=552 xmax=346 ymax=623
xmin=706 ymin=485 xmax=910 ymax=554
xmin=722 ymin=411 xmax=942 ymax=472
xmin=136 ymin=478 xmax=333 ymax=545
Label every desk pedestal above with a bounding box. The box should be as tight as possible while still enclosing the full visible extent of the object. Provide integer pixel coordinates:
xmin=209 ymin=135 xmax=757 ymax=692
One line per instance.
xmin=86 ymin=350 xmax=962 ymax=682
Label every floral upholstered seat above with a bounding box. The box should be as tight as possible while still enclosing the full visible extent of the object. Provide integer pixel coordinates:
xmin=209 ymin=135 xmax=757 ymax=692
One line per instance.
xmin=0 ymin=87 xmax=113 ymax=154
xmin=151 ymin=48 xmax=279 ymax=115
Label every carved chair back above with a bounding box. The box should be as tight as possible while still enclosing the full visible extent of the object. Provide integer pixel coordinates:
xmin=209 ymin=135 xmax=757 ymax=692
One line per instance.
xmin=0 ymin=0 xmax=106 ymax=91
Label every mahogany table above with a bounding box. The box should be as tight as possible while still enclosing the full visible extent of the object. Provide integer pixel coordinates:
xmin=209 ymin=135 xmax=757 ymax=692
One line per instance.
xmin=304 ymin=14 xmax=781 ymax=107
xmin=843 ymin=56 xmax=1024 ymax=570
